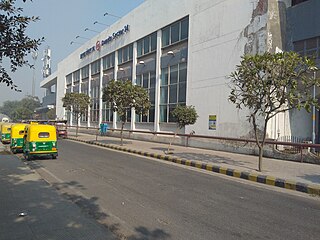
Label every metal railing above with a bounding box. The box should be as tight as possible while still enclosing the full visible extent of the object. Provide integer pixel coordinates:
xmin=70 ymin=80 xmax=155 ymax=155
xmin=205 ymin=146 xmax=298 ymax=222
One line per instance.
xmin=66 ymin=125 xmax=320 ymax=163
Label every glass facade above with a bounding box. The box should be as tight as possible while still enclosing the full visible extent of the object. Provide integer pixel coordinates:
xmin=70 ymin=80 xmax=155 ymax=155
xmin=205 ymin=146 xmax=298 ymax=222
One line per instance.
xmin=136 ymin=72 xmax=156 ymax=122
xmin=62 ymin=16 xmax=189 ymax=129
xmin=137 ymin=32 xmax=157 ymax=57
xmin=162 ymin=17 xmax=189 ymax=47
xmin=160 ymin=63 xmax=187 ymax=122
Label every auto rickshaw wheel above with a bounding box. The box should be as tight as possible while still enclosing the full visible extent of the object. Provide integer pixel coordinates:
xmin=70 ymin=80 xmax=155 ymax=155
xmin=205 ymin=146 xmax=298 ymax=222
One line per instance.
xmin=52 ymin=154 xmax=57 ymax=159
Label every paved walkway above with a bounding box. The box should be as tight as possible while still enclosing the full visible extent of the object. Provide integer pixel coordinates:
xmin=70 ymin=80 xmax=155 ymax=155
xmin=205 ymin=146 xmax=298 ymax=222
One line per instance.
xmin=0 ymin=151 xmax=116 ymax=240
xmin=68 ymin=132 xmax=320 ymax=195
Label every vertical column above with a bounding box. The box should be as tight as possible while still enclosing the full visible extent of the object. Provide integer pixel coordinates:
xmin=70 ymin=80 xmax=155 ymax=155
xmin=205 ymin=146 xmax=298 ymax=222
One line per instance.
xmin=113 ymin=50 xmax=118 ymax=129
xmin=88 ymin=64 xmax=91 ymax=127
xmin=69 ymin=73 xmax=73 ymax=125
xmin=99 ymin=59 xmax=103 ymax=126
xmin=79 ymin=69 xmax=82 ymax=127
xmin=154 ymin=29 xmax=162 ymax=132
xmin=131 ymin=42 xmax=137 ymax=130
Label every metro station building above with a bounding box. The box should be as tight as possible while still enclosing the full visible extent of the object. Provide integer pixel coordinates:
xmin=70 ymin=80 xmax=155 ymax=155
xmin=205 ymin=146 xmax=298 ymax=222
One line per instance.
xmin=40 ymin=0 xmax=320 ymax=142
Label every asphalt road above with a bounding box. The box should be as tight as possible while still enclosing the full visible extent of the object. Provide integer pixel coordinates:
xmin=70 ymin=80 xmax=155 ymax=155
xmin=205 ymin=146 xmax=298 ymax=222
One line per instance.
xmin=28 ymin=139 xmax=320 ymax=240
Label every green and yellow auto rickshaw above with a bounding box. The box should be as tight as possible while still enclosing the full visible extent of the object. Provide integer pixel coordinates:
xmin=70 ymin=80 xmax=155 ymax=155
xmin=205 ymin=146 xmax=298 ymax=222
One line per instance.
xmin=1 ymin=123 xmax=12 ymax=144
xmin=10 ymin=123 xmax=28 ymax=153
xmin=23 ymin=124 xmax=58 ymax=160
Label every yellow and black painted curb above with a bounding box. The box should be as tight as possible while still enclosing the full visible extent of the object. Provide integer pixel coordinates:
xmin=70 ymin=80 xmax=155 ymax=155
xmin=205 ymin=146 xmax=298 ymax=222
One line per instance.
xmin=67 ymin=137 xmax=320 ymax=196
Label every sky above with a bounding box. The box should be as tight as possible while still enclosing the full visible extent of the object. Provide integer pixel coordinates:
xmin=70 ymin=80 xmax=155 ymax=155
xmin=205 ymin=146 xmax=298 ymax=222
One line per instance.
xmin=0 ymin=0 xmax=145 ymax=106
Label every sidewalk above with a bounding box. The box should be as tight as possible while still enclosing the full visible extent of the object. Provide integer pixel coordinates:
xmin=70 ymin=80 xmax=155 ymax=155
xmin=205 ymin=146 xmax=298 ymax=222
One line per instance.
xmin=0 ymin=152 xmax=116 ymax=240
xmin=68 ymin=132 xmax=320 ymax=195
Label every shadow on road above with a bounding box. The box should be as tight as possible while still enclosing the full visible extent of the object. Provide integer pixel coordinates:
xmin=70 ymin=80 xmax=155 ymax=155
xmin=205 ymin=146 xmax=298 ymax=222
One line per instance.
xmin=127 ymin=226 xmax=170 ymax=240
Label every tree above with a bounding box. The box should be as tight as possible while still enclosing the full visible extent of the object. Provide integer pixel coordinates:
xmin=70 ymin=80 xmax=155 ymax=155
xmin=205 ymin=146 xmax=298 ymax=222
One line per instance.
xmin=62 ymin=92 xmax=90 ymax=137
xmin=166 ymin=105 xmax=198 ymax=154
xmin=46 ymin=107 xmax=56 ymax=120
xmin=229 ymin=52 xmax=320 ymax=171
xmin=0 ymin=95 xmax=40 ymax=121
xmin=102 ymin=80 xmax=150 ymax=145
xmin=0 ymin=0 xmax=43 ymax=91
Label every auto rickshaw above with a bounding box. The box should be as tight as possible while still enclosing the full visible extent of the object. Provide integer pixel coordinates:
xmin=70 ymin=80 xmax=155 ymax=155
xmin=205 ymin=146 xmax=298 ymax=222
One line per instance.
xmin=23 ymin=124 xmax=58 ymax=160
xmin=1 ymin=123 xmax=12 ymax=144
xmin=10 ymin=123 xmax=28 ymax=153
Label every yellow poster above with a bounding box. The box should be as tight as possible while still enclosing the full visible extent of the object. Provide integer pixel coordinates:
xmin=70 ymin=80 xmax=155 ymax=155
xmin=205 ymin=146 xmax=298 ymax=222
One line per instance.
xmin=209 ymin=115 xmax=216 ymax=130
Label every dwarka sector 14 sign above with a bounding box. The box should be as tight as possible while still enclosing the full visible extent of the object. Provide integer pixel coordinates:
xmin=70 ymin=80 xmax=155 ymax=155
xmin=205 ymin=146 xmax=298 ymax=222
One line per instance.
xmin=80 ymin=24 xmax=130 ymax=59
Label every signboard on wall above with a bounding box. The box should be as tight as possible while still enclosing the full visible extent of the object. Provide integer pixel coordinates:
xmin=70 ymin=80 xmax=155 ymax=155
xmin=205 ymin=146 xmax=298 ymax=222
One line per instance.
xmin=209 ymin=115 xmax=217 ymax=130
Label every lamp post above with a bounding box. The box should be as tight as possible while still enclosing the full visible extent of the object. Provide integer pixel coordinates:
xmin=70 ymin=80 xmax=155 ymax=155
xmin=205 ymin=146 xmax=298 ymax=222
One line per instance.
xmin=32 ymin=51 xmax=38 ymax=97
xmin=312 ymin=71 xmax=317 ymax=144
xmin=103 ymin=12 xmax=121 ymax=19
xmin=84 ymin=28 xmax=100 ymax=33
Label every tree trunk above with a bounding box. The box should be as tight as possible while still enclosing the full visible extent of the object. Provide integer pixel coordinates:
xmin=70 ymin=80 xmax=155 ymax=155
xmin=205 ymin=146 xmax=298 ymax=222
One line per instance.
xmin=258 ymin=145 xmax=263 ymax=172
xmin=166 ymin=127 xmax=179 ymax=154
xmin=120 ymin=122 xmax=124 ymax=146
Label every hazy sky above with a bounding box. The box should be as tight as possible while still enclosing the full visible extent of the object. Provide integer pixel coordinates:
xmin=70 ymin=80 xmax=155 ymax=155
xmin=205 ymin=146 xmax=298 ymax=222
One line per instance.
xmin=0 ymin=0 xmax=145 ymax=105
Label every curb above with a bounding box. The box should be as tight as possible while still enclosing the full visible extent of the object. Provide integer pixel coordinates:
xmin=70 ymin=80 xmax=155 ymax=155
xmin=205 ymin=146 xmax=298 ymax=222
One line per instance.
xmin=67 ymin=136 xmax=320 ymax=196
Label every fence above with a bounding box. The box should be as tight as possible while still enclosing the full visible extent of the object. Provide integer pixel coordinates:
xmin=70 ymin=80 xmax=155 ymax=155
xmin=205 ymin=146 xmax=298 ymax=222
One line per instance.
xmin=65 ymin=125 xmax=320 ymax=164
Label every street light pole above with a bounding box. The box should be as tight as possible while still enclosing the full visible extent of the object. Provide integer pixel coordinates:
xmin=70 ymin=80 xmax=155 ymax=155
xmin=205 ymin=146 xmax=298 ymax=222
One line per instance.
xmin=312 ymin=71 xmax=317 ymax=144
xmin=32 ymin=51 xmax=38 ymax=97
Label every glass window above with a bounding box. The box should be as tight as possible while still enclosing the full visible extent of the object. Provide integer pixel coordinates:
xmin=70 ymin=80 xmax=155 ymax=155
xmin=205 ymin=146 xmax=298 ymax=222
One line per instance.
xmin=178 ymin=82 xmax=186 ymax=103
xmin=160 ymin=105 xmax=167 ymax=122
xmin=123 ymin=48 xmax=128 ymax=62
xmin=66 ymin=74 xmax=72 ymax=85
xmin=137 ymin=40 xmax=143 ymax=57
xmin=136 ymin=75 xmax=142 ymax=86
xmin=81 ymin=65 xmax=89 ymax=79
xmin=129 ymin=44 xmax=133 ymax=60
xmin=170 ymin=65 xmax=178 ymax=84
xmin=144 ymin=37 xmax=150 ymax=54
xmin=181 ymin=18 xmax=189 ymax=40
xmin=151 ymin=33 xmax=157 ymax=51
xmin=171 ymin=22 xmax=180 ymax=44
xmin=118 ymin=48 xmax=123 ymax=64
xmin=143 ymin=73 xmax=149 ymax=88
xmin=169 ymin=84 xmax=177 ymax=103
xmin=38 ymin=132 xmax=50 ymax=138
xmin=161 ymin=68 xmax=168 ymax=85
xmin=149 ymin=88 xmax=155 ymax=104
xmin=160 ymin=86 xmax=168 ymax=104
xmin=169 ymin=104 xmax=177 ymax=122
xmin=150 ymin=72 xmax=156 ymax=88
xmin=179 ymin=62 xmax=187 ymax=82
xmin=162 ymin=27 xmax=170 ymax=47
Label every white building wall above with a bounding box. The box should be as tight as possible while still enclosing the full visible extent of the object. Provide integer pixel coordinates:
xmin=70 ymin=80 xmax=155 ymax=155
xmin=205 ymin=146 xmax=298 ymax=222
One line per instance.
xmin=46 ymin=0 xmax=279 ymax=138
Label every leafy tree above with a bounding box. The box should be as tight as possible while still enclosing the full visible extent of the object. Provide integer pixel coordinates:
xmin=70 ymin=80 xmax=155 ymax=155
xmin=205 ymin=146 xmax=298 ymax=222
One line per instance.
xmin=229 ymin=52 xmax=320 ymax=171
xmin=0 ymin=95 xmax=40 ymax=121
xmin=167 ymin=105 xmax=198 ymax=153
xmin=46 ymin=107 xmax=56 ymax=120
xmin=102 ymin=80 xmax=150 ymax=145
xmin=62 ymin=92 xmax=90 ymax=137
xmin=0 ymin=0 xmax=43 ymax=91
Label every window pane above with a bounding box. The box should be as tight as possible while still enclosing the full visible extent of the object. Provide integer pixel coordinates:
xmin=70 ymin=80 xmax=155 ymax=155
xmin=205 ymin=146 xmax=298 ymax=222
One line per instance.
xmin=306 ymin=37 xmax=317 ymax=50
xmin=149 ymin=88 xmax=155 ymax=104
xmin=170 ymin=65 xmax=178 ymax=84
xmin=123 ymin=47 xmax=128 ymax=62
xmin=137 ymin=40 xmax=143 ymax=57
xmin=160 ymin=86 xmax=168 ymax=104
xmin=118 ymin=49 xmax=123 ymax=64
xmin=142 ymin=115 xmax=148 ymax=122
xmin=168 ymin=104 xmax=177 ymax=122
xmin=161 ymin=68 xmax=168 ymax=85
xmin=179 ymin=63 xmax=187 ymax=82
xmin=150 ymin=72 xmax=156 ymax=88
xmin=160 ymin=105 xmax=167 ymax=122
xmin=135 ymin=113 xmax=141 ymax=122
xmin=136 ymin=75 xmax=142 ymax=86
xmin=149 ymin=107 xmax=155 ymax=122
xmin=129 ymin=44 xmax=133 ymax=60
xmin=178 ymin=82 xmax=186 ymax=103
xmin=169 ymin=84 xmax=177 ymax=103
xmin=293 ymin=40 xmax=304 ymax=52
xmin=144 ymin=37 xmax=150 ymax=54
xmin=171 ymin=22 xmax=180 ymax=44
xmin=143 ymin=73 xmax=149 ymax=88
xmin=181 ymin=18 xmax=189 ymax=40
xmin=151 ymin=33 xmax=157 ymax=51
xmin=162 ymin=27 xmax=170 ymax=46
